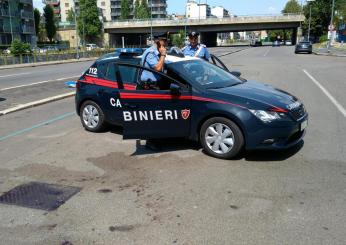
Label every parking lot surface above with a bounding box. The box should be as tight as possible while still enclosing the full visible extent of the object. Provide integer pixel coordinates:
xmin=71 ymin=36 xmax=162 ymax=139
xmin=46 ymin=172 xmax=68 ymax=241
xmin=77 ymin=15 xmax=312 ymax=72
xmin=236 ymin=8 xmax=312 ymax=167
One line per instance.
xmin=0 ymin=46 xmax=345 ymax=245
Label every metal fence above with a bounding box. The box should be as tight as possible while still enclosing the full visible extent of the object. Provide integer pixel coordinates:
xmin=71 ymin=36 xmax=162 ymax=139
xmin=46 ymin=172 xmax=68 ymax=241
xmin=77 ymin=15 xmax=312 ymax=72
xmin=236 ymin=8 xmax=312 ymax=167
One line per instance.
xmin=0 ymin=49 xmax=113 ymax=66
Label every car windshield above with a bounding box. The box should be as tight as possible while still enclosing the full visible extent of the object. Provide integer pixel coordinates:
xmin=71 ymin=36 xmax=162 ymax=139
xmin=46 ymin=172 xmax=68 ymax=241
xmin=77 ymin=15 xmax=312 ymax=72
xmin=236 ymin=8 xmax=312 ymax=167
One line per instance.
xmin=167 ymin=60 xmax=242 ymax=89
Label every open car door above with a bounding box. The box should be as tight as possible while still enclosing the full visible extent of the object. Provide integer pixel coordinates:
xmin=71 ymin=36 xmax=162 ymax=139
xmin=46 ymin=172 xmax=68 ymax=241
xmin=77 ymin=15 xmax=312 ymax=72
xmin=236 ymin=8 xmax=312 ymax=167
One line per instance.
xmin=210 ymin=54 xmax=230 ymax=72
xmin=210 ymin=54 xmax=243 ymax=79
xmin=117 ymin=64 xmax=192 ymax=140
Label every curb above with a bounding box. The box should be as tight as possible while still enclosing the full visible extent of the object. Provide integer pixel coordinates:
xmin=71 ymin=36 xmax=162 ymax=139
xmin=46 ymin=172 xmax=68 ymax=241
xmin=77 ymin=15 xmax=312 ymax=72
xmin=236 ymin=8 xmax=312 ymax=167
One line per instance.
xmin=313 ymin=51 xmax=346 ymax=57
xmin=0 ymin=92 xmax=76 ymax=116
xmin=0 ymin=57 xmax=97 ymax=70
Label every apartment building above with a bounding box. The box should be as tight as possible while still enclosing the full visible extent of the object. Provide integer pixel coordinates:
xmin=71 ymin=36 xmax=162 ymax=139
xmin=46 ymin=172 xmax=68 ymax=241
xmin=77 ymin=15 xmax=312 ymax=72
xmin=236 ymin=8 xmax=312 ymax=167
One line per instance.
xmin=44 ymin=0 xmax=167 ymax=22
xmin=0 ymin=0 xmax=35 ymax=45
xmin=186 ymin=0 xmax=211 ymax=19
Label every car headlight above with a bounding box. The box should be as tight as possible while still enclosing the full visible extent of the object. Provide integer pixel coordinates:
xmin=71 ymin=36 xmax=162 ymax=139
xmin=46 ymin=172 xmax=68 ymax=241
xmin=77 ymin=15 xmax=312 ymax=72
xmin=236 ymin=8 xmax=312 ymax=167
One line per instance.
xmin=249 ymin=110 xmax=281 ymax=122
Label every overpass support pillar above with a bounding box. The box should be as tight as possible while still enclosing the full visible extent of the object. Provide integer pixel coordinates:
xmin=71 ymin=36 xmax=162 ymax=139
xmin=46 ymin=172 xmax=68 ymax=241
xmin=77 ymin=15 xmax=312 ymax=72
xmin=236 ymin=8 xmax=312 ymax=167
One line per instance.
xmin=292 ymin=28 xmax=298 ymax=45
xmin=200 ymin=32 xmax=217 ymax=47
xmin=103 ymin=33 xmax=110 ymax=47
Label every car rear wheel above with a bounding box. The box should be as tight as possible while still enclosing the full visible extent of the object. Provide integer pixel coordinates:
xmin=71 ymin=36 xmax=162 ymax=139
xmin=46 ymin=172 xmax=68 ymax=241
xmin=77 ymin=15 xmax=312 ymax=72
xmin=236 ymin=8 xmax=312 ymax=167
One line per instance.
xmin=80 ymin=100 xmax=106 ymax=132
xmin=200 ymin=117 xmax=244 ymax=159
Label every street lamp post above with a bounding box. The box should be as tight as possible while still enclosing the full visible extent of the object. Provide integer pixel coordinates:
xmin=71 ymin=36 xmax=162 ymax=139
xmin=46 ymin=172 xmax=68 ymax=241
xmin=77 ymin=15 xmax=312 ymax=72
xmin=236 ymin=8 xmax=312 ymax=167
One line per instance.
xmin=8 ymin=0 xmax=14 ymax=43
xmin=74 ymin=1 xmax=79 ymax=59
xmin=150 ymin=0 xmax=153 ymax=45
xmin=307 ymin=0 xmax=315 ymax=42
xmin=327 ymin=0 xmax=336 ymax=51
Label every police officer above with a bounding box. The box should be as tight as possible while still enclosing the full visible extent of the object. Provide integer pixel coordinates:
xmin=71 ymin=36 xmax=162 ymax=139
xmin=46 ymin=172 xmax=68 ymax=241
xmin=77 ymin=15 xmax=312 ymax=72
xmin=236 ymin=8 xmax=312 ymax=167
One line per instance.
xmin=182 ymin=32 xmax=210 ymax=61
xmin=140 ymin=33 xmax=168 ymax=89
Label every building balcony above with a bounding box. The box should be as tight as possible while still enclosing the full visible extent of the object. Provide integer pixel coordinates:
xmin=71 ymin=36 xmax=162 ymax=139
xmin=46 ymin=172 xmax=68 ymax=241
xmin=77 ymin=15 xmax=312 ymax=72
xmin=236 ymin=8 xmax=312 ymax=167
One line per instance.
xmin=1 ymin=25 xmax=21 ymax=33
xmin=21 ymin=10 xmax=34 ymax=19
xmin=0 ymin=9 xmax=20 ymax=17
xmin=110 ymin=4 xmax=121 ymax=8
xmin=19 ymin=0 xmax=33 ymax=5
xmin=149 ymin=3 xmax=167 ymax=8
xmin=151 ymin=10 xmax=167 ymax=15
xmin=21 ymin=26 xmax=35 ymax=34
xmin=46 ymin=0 xmax=60 ymax=6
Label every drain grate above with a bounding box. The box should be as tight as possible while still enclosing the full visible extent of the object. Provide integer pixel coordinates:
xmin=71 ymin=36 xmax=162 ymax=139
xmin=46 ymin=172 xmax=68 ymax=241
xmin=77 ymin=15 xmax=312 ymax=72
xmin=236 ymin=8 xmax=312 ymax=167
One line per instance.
xmin=0 ymin=182 xmax=81 ymax=211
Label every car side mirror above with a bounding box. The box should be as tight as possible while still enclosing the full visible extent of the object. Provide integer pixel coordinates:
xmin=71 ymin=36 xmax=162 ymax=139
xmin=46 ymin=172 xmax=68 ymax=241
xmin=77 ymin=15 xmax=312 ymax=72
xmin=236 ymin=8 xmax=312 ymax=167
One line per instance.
xmin=230 ymin=71 xmax=241 ymax=77
xmin=170 ymin=83 xmax=181 ymax=95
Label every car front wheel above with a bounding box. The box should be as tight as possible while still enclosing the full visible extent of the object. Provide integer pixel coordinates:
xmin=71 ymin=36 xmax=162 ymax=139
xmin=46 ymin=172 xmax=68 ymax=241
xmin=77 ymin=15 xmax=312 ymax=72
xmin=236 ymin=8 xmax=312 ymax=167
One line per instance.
xmin=80 ymin=100 xmax=106 ymax=132
xmin=200 ymin=117 xmax=244 ymax=159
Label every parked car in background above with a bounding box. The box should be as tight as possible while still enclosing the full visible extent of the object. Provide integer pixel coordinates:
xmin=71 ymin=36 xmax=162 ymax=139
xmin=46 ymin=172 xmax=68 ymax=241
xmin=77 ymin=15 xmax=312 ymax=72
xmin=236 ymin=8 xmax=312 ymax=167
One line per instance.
xmin=295 ymin=41 xmax=312 ymax=54
xmin=272 ymin=41 xmax=280 ymax=47
xmin=2 ymin=48 xmax=11 ymax=54
xmin=86 ymin=44 xmax=98 ymax=51
xmin=285 ymin=40 xmax=292 ymax=45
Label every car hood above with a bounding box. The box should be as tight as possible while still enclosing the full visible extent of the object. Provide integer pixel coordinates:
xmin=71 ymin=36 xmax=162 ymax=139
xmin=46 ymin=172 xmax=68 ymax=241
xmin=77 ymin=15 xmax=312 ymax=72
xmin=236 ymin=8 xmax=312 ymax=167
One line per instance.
xmin=210 ymin=80 xmax=298 ymax=110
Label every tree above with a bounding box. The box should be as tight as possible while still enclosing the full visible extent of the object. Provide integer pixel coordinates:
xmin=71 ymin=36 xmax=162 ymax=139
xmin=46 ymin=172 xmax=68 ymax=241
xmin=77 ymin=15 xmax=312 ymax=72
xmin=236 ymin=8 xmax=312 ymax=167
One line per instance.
xmin=78 ymin=0 xmax=102 ymax=43
xmin=120 ymin=0 xmax=130 ymax=20
xmin=43 ymin=4 xmax=57 ymax=42
xmin=268 ymin=30 xmax=285 ymax=42
xmin=302 ymin=0 xmax=346 ymax=40
xmin=10 ymin=39 xmax=31 ymax=56
xmin=134 ymin=0 xmax=140 ymax=19
xmin=282 ymin=0 xmax=302 ymax=14
xmin=34 ymin=8 xmax=40 ymax=37
xmin=172 ymin=30 xmax=186 ymax=48
xmin=67 ymin=9 xmax=75 ymax=23
xmin=137 ymin=0 xmax=150 ymax=19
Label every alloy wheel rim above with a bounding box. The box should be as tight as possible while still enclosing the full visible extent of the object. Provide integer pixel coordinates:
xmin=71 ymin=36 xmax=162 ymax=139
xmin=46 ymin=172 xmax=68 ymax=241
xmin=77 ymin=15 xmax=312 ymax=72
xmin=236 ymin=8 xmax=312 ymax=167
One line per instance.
xmin=82 ymin=105 xmax=99 ymax=129
xmin=205 ymin=123 xmax=234 ymax=154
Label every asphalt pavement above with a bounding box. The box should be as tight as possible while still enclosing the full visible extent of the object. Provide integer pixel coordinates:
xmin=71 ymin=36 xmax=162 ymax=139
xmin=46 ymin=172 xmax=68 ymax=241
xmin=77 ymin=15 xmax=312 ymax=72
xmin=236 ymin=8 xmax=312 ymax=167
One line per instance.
xmin=0 ymin=46 xmax=345 ymax=245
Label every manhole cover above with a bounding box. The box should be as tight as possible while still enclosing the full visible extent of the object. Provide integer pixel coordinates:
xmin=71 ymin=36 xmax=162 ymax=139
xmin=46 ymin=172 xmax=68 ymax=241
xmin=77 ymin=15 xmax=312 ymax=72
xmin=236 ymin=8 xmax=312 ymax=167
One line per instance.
xmin=0 ymin=182 xmax=81 ymax=211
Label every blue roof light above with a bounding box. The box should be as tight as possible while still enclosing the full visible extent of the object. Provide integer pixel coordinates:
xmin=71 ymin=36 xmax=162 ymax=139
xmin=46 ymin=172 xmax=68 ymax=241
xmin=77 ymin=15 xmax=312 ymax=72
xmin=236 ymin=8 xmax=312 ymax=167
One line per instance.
xmin=115 ymin=48 xmax=143 ymax=55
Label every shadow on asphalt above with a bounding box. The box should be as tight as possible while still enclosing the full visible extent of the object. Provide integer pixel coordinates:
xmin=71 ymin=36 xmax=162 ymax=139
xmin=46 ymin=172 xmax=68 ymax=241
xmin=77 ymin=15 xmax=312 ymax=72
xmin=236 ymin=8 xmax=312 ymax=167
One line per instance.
xmin=131 ymin=138 xmax=201 ymax=156
xmin=243 ymin=141 xmax=304 ymax=162
xmin=0 ymin=97 xmax=6 ymax=102
xmin=107 ymin=126 xmax=304 ymax=161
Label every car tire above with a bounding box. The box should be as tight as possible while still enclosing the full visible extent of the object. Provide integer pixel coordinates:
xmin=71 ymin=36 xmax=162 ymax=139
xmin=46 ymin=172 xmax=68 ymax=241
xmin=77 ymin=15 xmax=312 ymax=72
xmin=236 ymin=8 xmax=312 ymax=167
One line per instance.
xmin=80 ymin=100 xmax=106 ymax=132
xmin=200 ymin=117 xmax=244 ymax=159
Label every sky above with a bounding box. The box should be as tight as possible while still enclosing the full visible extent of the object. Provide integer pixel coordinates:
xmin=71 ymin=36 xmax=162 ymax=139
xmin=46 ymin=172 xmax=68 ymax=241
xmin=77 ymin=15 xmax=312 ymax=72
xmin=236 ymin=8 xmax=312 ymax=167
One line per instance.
xmin=33 ymin=0 xmax=299 ymax=15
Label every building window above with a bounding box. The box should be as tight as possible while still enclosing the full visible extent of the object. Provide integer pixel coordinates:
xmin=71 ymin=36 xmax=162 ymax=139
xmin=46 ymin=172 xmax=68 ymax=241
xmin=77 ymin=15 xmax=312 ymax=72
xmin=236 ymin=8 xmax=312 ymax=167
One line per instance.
xmin=101 ymin=1 xmax=105 ymax=6
xmin=65 ymin=3 xmax=69 ymax=7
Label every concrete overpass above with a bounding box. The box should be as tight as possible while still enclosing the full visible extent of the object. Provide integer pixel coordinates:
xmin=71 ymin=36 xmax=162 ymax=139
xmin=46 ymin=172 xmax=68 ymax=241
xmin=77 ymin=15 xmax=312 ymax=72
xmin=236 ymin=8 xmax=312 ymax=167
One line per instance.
xmin=103 ymin=14 xmax=305 ymax=47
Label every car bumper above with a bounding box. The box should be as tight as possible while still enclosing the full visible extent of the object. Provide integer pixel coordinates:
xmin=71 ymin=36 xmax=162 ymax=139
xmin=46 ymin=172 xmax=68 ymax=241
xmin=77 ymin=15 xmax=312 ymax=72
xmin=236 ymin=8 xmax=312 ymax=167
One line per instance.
xmin=295 ymin=47 xmax=312 ymax=52
xmin=245 ymin=115 xmax=308 ymax=150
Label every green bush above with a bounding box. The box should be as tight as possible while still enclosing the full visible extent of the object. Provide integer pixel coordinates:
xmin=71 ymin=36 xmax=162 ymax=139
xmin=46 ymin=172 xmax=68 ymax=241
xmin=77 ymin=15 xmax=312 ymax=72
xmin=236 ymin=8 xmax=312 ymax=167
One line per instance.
xmin=10 ymin=39 xmax=31 ymax=56
xmin=319 ymin=35 xmax=328 ymax=43
xmin=171 ymin=30 xmax=186 ymax=48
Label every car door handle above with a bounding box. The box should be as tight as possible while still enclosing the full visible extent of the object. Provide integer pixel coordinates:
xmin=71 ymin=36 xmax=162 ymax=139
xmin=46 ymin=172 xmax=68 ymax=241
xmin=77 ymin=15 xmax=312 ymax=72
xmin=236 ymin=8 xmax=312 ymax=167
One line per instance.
xmin=124 ymin=103 xmax=137 ymax=109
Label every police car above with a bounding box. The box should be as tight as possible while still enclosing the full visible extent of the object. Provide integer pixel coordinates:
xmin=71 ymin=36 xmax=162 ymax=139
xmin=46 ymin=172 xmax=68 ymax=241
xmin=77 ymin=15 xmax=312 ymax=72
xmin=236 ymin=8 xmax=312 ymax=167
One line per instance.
xmin=75 ymin=48 xmax=308 ymax=159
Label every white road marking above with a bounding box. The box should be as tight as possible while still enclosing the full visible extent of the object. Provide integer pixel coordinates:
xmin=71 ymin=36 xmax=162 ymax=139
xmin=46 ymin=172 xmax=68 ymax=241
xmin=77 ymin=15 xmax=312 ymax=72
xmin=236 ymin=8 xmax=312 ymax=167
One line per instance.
xmin=0 ymin=72 xmax=31 ymax=78
xmin=0 ymin=92 xmax=76 ymax=116
xmin=263 ymin=48 xmax=271 ymax=57
xmin=0 ymin=75 xmax=80 ymax=91
xmin=303 ymin=69 xmax=346 ymax=118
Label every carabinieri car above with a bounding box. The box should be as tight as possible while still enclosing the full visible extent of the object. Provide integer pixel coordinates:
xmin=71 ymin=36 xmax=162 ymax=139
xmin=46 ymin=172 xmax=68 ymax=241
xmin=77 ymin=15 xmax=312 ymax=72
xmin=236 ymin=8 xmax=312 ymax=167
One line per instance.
xmin=75 ymin=48 xmax=308 ymax=159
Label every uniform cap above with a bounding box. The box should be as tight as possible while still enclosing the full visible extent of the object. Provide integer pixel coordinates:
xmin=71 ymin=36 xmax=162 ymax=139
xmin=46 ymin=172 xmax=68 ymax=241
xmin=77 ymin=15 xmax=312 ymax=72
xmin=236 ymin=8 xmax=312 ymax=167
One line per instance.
xmin=188 ymin=31 xmax=199 ymax=38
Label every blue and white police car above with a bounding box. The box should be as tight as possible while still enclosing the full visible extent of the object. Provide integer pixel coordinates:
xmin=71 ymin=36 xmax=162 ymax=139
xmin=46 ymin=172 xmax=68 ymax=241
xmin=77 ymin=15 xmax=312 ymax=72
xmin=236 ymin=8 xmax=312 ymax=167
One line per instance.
xmin=75 ymin=48 xmax=308 ymax=159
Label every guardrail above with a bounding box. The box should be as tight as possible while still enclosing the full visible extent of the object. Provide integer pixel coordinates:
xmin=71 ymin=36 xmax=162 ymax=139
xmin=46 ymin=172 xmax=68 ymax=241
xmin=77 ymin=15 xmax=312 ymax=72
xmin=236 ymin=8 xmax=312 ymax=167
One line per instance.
xmin=104 ymin=14 xmax=304 ymax=29
xmin=0 ymin=49 xmax=113 ymax=66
